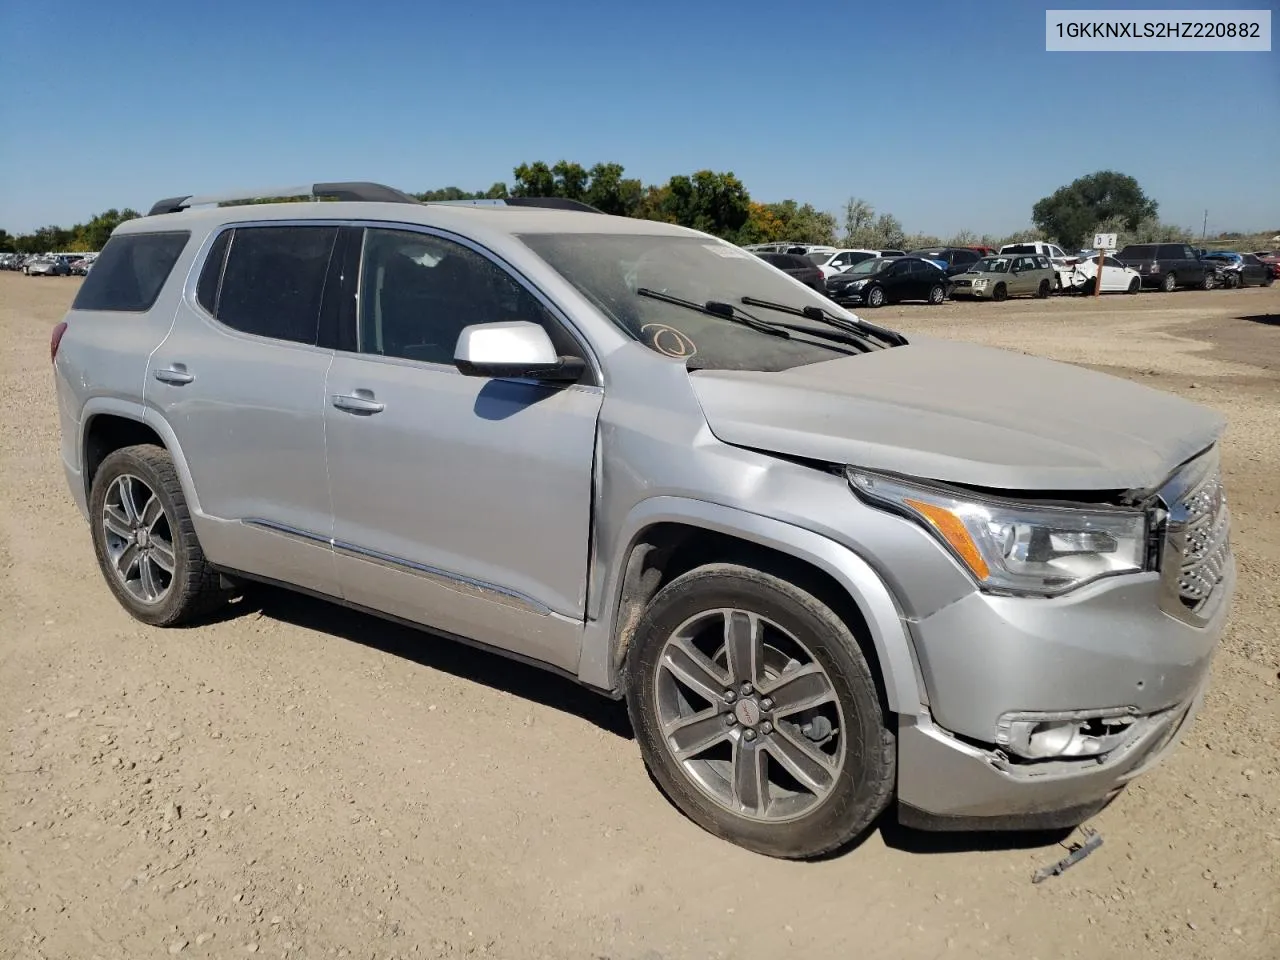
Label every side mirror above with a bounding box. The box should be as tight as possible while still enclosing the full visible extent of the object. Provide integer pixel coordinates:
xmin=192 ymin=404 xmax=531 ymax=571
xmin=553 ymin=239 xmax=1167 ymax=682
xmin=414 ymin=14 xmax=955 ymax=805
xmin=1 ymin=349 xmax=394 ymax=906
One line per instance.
xmin=454 ymin=321 xmax=585 ymax=382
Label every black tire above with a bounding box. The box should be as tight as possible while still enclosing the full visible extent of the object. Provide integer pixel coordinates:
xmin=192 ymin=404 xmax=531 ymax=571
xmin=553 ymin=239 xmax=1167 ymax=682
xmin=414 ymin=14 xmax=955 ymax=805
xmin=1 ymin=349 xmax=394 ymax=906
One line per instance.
xmin=1036 ymin=279 xmax=1051 ymax=299
xmin=1161 ymin=271 xmax=1177 ymax=292
xmin=1127 ymin=277 xmax=1140 ymax=294
xmin=88 ymin=444 xmax=225 ymax=626
xmin=626 ymin=563 xmax=895 ymax=860
xmin=1264 ymin=273 xmax=1274 ymax=287
xmin=866 ymin=285 xmax=885 ymax=308
xmin=927 ymin=284 xmax=946 ymax=305
xmin=992 ymin=282 xmax=1007 ymax=302
xmin=1081 ymin=278 xmax=1097 ymax=296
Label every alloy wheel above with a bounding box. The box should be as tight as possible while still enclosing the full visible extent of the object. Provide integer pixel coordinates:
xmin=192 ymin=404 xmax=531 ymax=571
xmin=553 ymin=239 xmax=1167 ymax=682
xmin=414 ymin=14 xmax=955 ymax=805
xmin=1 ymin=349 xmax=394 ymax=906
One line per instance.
xmin=653 ymin=608 xmax=845 ymax=823
xmin=101 ymin=474 xmax=175 ymax=604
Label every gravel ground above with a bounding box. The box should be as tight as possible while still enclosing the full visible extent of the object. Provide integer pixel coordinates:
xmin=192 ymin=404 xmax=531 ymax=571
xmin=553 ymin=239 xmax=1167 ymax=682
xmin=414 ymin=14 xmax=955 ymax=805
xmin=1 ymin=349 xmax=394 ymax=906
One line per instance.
xmin=2 ymin=273 xmax=1277 ymax=960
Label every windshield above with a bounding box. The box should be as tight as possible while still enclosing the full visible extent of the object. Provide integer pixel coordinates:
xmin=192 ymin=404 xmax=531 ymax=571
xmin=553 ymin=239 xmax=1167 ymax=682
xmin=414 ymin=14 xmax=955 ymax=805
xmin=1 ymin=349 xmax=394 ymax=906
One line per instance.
xmin=844 ymin=257 xmax=894 ymax=276
xmin=518 ymin=233 xmax=860 ymax=372
xmin=971 ymin=257 xmax=1012 ymax=273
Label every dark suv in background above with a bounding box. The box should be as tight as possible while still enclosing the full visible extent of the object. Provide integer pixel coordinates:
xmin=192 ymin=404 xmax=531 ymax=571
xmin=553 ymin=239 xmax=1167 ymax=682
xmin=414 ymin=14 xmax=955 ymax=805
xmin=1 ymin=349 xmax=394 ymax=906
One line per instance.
xmin=1115 ymin=243 xmax=1210 ymax=292
xmin=907 ymin=247 xmax=983 ymax=277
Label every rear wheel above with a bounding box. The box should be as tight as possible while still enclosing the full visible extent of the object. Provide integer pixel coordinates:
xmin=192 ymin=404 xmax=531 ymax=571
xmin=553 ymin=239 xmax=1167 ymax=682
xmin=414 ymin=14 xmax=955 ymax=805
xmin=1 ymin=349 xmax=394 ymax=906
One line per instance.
xmin=927 ymin=284 xmax=946 ymax=305
xmin=89 ymin=445 xmax=225 ymax=626
xmin=1161 ymin=271 xmax=1177 ymax=292
xmin=1036 ymin=279 xmax=1051 ymax=299
xmin=866 ymin=286 xmax=885 ymax=308
xmin=626 ymin=564 xmax=895 ymax=860
xmin=992 ymin=283 xmax=1007 ymax=302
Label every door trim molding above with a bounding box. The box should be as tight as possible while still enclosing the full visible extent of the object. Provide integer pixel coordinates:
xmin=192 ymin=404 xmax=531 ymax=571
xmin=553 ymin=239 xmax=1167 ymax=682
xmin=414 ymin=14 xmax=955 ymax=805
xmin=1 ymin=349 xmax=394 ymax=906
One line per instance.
xmin=242 ymin=518 xmax=554 ymax=617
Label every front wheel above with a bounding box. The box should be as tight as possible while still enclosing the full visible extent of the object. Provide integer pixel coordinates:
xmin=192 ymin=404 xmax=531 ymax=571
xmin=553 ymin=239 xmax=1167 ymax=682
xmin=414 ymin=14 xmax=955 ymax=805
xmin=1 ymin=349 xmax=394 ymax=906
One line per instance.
xmin=992 ymin=282 xmax=1008 ymax=302
xmin=927 ymin=284 xmax=946 ymax=305
xmin=89 ymin=444 xmax=226 ymax=626
xmin=1127 ymin=277 xmax=1140 ymax=294
xmin=626 ymin=564 xmax=895 ymax=860
xmin=866 ymin=286 xmax=885 ymax=308
xmin=1161 ymin=271 xmax=1177 ymax=292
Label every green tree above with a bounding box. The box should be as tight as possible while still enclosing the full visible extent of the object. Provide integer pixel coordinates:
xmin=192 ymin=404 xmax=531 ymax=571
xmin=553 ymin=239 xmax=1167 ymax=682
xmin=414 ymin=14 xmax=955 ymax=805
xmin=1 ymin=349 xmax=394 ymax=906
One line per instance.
xmin=655 ymin=171 xmax=750 ymax=238
xmin=842 ymin=198 xmax=875 ymax=241
xmin=584 ymin=163 xmax=642 ymax=216
xmin=1031 ymin=171 xmax=1158 ymax=249
xmin=414 ymin=186 xmax=481 ymax=201
xmin=511 ymin=161 xmax=557 ymax=197
xmin=551 ymin=161 xmax=589 ymax=201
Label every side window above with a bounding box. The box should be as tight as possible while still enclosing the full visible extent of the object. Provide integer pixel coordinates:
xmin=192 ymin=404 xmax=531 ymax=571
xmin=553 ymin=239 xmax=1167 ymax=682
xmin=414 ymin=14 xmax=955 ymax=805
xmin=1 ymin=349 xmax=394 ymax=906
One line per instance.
xmin=1183 ymin=245 xmax=1198 ymax=260
xmin=1157 ymin=244 xmax=1181 ymax=260
xmin=215 ymin=226 xmax=338 ymax=345
xmin=71 ymin=231 xmax=190 ymax=312
xmin=956 ymin=250 xmax=978 ymax=265
xmin=195 ymin=229 xmax=230 ymax=314
xmin=357 ymin=228 xmax=571 ymax=365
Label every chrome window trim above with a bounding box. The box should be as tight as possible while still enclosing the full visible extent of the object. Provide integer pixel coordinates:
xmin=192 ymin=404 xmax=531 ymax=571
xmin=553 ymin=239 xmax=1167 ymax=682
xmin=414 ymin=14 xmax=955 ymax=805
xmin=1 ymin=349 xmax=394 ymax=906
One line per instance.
xmin=242 ymin=518 xmax=554 ymax=617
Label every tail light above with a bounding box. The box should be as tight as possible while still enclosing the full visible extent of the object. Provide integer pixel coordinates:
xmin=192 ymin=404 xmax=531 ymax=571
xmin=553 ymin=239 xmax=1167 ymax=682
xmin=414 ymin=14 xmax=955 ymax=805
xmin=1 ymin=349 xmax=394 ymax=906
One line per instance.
xmin=50 ymin=321 xmax=68 ymax=364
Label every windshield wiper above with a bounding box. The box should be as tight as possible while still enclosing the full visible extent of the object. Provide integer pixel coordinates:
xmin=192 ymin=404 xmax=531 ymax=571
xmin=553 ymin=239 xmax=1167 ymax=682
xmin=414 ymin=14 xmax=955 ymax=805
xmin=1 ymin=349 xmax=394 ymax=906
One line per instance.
xmin=635 ymin=288 xmax=792 ymax=340
xmin=740 ymin=297 xmax=909 ymax=347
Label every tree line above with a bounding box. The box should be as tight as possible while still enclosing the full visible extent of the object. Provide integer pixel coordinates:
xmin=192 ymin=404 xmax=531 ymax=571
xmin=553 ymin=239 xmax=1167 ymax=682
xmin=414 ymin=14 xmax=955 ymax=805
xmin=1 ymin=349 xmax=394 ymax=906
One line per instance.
xmin=0 ymin=165 xmax=1256 ymax=255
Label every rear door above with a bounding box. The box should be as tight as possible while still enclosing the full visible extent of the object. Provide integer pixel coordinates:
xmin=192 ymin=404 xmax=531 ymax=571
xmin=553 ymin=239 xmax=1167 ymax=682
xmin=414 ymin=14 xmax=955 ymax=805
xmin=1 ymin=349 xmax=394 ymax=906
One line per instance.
xmin=147 ymin=222 xmax=346 ymax=595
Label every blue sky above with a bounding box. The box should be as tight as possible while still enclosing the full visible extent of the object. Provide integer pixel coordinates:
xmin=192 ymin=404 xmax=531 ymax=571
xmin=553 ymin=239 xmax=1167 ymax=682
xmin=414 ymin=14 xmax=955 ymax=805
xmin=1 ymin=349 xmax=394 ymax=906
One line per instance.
xmin=1 ymin=0 xmax=1276 ymax=236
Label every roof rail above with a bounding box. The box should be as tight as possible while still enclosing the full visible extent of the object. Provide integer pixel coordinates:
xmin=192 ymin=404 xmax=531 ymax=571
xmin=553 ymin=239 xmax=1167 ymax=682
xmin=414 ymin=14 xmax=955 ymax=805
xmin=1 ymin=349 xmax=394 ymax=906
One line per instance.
xmin=426 ymin=197 xmax=605 ymax=214
xmin=147 ymin=181 xmax=419 ymax=216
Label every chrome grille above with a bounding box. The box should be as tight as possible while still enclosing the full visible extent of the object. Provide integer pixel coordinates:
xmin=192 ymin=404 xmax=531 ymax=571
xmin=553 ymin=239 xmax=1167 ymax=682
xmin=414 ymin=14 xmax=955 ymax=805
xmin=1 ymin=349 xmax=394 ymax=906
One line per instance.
xmin=1158 ymin=450 xmax=1231 ymax=622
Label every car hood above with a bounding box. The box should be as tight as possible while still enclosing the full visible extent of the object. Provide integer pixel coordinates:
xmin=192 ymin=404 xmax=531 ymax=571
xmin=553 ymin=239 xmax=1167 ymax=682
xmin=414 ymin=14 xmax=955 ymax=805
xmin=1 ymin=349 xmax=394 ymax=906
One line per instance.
xmin=689 ymin=334 xmax=1224 ymax=491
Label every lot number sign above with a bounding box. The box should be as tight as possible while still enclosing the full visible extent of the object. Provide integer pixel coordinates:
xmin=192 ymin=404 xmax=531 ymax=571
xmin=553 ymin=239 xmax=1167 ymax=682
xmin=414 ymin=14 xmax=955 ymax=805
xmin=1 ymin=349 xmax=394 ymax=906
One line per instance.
xmin=1093 ymin=233 xmax=1118 ymax=250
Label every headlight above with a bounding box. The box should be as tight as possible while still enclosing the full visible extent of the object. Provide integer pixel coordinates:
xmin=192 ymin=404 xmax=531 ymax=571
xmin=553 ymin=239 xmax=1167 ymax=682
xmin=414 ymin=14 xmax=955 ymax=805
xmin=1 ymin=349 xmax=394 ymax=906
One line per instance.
xmin=849 ymin=279 xmax=867 ymax=288
xmin=973 ymin=279 xmax=987 ymax=287
xmin=847 ymin=468 xmax=1148 ymax=595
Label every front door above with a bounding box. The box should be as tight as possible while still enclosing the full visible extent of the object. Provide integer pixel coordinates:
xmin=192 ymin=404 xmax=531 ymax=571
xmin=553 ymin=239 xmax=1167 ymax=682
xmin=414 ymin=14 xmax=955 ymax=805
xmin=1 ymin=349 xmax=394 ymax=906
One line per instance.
xmin=323 ymin=227 xmax=602 ymax=672
xmin=147 ymin=223 xmax=342 ymax=595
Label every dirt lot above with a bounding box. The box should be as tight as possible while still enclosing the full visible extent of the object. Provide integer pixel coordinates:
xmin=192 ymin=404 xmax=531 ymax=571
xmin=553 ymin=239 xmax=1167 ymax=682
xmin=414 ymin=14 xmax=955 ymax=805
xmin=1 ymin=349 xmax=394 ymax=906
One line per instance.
xmin=2 ymin=272 xmax=1277 ymax=960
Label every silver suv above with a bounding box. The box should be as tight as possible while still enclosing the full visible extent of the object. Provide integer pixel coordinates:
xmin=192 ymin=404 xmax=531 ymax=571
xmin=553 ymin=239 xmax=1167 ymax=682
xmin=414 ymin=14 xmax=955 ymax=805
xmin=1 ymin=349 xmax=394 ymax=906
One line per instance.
xmin=52 ymin=182 xmax=1234 ymax=859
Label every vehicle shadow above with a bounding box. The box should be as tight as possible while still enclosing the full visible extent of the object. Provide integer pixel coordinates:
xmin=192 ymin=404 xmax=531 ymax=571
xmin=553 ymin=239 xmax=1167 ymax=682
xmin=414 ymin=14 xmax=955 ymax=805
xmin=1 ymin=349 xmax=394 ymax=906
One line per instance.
xmin=876 ymin=816 xmax=1074 ymax=856
xmin=219 ymin=584 xmax=635 ymax=740
xmin=1238 ymin=314 xmax=1280 ymax=327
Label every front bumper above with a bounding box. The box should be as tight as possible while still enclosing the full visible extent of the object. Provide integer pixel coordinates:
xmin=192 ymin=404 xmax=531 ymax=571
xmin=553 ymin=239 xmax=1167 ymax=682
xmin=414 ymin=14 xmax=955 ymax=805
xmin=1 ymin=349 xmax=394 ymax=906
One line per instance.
xmin=896 ymin=675 xmax=1206 ymax=829
xmin=895 ymin=554 xmax=1233 ymax=830
xmin=827 ymin=288 xmax=866 ymax=304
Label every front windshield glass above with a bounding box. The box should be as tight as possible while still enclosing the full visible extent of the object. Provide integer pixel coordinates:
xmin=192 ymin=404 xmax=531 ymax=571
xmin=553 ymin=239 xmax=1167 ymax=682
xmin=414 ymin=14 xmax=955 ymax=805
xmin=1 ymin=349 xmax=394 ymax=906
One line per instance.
xmin=518 ymin=233 xmax=860 ymax=372
xmin=971 ymin=257 xmax=1012 ymax=273
xmin=844 ymin=257 xmax=893 ymax=276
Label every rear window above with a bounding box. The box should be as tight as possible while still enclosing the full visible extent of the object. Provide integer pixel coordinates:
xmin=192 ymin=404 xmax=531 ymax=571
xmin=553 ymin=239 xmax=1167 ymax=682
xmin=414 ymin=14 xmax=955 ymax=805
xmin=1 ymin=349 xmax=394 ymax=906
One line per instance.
xmin=71 ymin=231 xmax=190 ymax=312
xmin=1001 ymin=244 xmax=1037 ymax=254
xmin=1117 ymin=245 xmax=1157 ymax=259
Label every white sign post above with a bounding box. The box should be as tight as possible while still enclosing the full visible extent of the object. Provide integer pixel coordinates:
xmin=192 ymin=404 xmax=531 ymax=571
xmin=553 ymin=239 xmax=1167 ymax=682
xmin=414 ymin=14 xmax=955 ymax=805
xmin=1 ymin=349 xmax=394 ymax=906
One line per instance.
xmin=1091 ymin=234 xmax=1117 ymax=297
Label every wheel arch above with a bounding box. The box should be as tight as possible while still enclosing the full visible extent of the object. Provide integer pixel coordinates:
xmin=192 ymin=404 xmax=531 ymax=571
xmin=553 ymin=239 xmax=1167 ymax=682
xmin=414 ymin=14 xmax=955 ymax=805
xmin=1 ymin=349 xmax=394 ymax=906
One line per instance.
xmin=579 ymin=497 xmax=924 ymax=716
xmin=80 ymin=400 xmax=203 ymax=516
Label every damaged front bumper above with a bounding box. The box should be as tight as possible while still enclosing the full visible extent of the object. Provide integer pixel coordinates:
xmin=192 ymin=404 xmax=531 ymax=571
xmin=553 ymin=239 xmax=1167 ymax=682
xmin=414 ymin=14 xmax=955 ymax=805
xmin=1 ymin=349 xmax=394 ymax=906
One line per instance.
xmin=895 ymin=679 xmax=1206 ymax=830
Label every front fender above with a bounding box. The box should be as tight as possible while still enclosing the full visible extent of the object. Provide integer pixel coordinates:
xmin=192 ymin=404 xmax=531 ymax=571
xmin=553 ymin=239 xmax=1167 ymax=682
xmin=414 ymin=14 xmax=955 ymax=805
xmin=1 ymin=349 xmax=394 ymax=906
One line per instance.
xmin=577 ymin=496 xmax=925 ymax=715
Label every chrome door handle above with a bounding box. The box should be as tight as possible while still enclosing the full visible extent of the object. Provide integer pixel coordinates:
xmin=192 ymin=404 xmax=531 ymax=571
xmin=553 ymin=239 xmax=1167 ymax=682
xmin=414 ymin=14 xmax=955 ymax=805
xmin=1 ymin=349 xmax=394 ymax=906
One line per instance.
xmin=154 ymin=365 xmax=194 ymax=385
xmin=331 ymin=392 xmax=385 ymax=415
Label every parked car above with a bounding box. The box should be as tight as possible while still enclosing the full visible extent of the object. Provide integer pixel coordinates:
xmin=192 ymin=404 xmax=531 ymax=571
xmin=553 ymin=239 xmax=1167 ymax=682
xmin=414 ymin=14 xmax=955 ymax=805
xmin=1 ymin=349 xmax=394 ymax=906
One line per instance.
xmin=26 ymin=256 xmax=70 ymax=277
xmin=948 ymin=254 xmax=1055 ymax=301
xmin=1115 ymin=243 xmax=1212 ymax=291
xmin=825 ymin=256 xmax=949 ymax=306
xmin=52 ymin=181 xmax=1234 ymax=860
xmin=906 ymin=247 xmax=983 ymax=277
xmin=1201 ymin=252 xmax=1273 ymax=288
xmin=1256 ymin=251 xmax=1280 ymax=279
xmin=808 ymin=248 xmax=879 ymax=278
xmin=997 ymin=242 xmax=1078 ymax=290
xmin=754 ymin=251 xmax=826 ymax=291
xmin=1065 ymin=255 xmax=1143 ymax=295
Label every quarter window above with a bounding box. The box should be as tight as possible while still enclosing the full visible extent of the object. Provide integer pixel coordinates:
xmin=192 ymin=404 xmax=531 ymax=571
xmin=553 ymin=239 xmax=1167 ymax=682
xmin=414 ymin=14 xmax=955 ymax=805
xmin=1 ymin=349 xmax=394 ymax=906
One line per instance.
xmin=71 ymin=231 xmax=190 ymax=312
xmin=213 ymin=226 xmax=338 ymax=345
xmin=357 ymin=228 xmax=571 ymax=365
